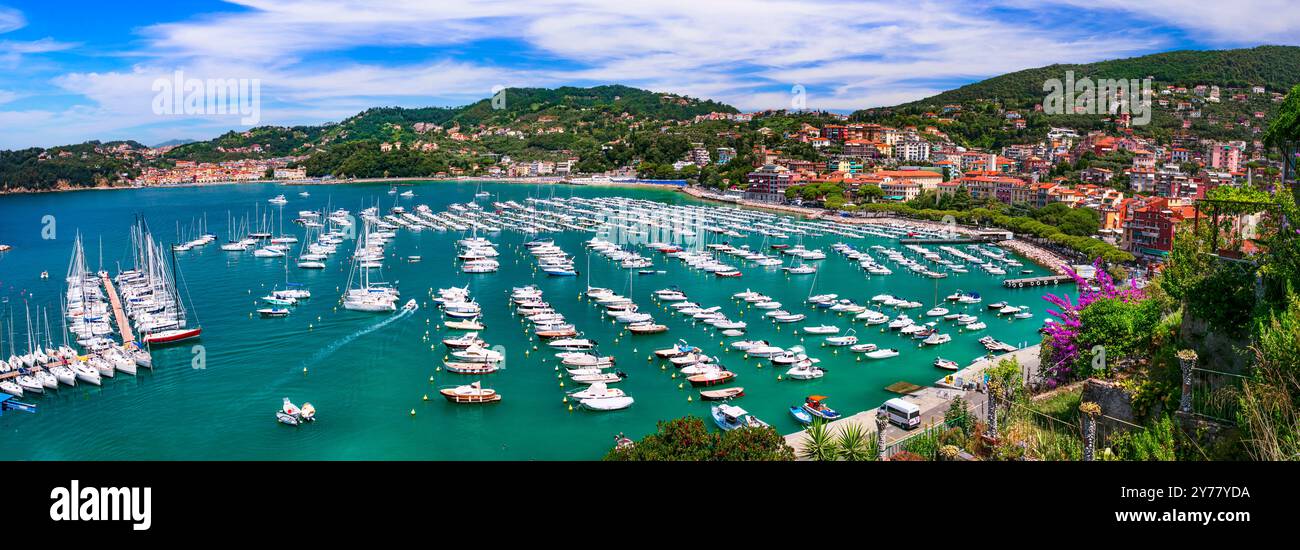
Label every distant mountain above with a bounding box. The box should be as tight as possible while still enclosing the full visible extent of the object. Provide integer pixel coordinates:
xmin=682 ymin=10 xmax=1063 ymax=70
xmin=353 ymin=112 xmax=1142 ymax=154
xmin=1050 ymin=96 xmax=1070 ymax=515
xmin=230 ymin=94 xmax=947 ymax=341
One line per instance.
xmin=152 ymin=138 xmax=197 ymax=148
xmin=863 ymin=45 xmax=1300 ymax=113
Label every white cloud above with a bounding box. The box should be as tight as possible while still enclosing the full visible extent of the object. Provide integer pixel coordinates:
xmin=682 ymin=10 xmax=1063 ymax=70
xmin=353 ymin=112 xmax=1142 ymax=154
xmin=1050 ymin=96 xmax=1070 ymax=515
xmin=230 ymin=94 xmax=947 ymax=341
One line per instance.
xmin=0 ymin=6 xmax=23 ymax=34
xmin=1034 ymin=0 xmax=1300 ymax=46
xmin=3 ymin=0 xmax=1293 ymax=148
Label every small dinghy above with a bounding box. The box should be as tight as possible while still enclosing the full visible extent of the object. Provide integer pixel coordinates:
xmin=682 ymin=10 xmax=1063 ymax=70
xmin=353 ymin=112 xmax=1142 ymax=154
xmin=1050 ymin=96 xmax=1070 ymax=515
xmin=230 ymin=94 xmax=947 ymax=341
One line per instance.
xmin=278 ymin=398 xmax=302 ymax=425
xmin=700 ymin=387 xmax=745 ymax=400
xmin=789 ymin=405 xmax=814 ymax=425
xmin=299 ymin=402 xmax=316 ymax=422
xmin=850 ymin=343 xmax=878 ymax=353
xmin=934 ymin=357 xmax=960 ymax=371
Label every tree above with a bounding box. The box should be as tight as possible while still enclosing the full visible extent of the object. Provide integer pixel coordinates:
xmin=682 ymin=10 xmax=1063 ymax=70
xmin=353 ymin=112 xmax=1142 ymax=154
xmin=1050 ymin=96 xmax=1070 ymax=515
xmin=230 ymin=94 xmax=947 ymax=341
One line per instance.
xmin=856 ymin=184 xmax=884 ymax=203
xmin=603 ymin=416 xmax=794 ymax=461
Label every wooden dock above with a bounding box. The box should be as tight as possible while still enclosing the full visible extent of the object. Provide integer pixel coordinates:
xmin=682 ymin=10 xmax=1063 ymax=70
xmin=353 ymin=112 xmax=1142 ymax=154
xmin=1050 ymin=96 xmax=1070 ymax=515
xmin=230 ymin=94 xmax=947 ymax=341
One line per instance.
xmin=1002 ymin=274 xmax=1073 ymax=288
xmin=101 ymin=273 xmax=135 ymax=344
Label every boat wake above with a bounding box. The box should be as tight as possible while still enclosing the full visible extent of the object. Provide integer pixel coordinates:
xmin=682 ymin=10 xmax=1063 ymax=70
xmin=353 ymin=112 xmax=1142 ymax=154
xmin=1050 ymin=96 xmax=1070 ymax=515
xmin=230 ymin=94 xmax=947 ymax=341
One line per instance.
xmin=300 ymin=307 xmax=416 ymax=369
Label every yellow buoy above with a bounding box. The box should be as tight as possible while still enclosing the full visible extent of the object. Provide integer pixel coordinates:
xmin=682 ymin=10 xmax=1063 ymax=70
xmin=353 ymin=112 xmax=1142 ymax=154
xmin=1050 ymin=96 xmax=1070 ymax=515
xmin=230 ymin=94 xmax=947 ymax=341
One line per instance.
xmin=422 ymin=394 xmax=429 ymax=401
xmin=410 ymin=409 xmax=416 ymax=416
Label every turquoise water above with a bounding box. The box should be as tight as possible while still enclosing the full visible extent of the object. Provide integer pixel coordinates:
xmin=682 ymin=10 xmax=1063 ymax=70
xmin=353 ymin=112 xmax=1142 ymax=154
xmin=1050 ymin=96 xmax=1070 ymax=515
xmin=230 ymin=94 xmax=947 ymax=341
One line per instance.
xmin=0 ymin=181 xmax=1058 ymax=459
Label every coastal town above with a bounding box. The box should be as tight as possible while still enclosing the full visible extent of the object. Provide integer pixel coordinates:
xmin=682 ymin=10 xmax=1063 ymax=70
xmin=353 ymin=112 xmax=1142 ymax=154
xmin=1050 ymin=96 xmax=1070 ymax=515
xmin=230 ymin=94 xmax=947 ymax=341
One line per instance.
xmin=4 ymin=79 xmax=1285 ymax=269
xmin=0 ymin=41 xmax=1296 ymax=469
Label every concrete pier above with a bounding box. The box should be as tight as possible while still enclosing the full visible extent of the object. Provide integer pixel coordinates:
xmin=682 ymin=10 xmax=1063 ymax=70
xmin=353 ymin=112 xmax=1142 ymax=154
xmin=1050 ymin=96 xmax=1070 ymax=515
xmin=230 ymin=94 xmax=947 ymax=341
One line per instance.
xmin=1002 ymin=275 xmax=1073 ymax=288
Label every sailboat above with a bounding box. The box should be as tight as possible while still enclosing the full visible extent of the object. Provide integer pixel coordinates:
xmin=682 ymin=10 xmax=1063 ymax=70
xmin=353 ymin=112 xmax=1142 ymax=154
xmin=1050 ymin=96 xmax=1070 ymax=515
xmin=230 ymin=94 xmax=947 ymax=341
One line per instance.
xmin=126 ymin=218 xmax=202 ymax=345
xmin=342 ymin=219 xmax=398 ymax=312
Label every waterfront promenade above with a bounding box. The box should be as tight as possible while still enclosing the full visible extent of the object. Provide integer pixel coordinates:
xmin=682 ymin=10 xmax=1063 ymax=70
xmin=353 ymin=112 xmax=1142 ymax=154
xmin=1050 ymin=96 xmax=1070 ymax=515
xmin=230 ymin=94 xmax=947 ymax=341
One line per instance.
xmin=782 ymin=345 xmax=1043 ymax=457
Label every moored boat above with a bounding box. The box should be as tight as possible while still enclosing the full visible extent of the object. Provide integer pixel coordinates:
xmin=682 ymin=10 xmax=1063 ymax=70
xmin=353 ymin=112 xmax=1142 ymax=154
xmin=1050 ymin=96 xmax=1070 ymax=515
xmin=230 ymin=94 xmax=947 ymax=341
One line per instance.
xmin=700 ymin=387 xmax=745 ymax=400
xmin=439 ymin=381 xmax=501 ymax=403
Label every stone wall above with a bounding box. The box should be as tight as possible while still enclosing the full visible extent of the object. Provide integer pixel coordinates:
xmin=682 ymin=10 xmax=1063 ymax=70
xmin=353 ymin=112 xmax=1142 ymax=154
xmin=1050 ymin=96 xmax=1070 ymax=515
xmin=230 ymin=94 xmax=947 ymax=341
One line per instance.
xmin=1179 ymin=311 xmax=1252 ymax=373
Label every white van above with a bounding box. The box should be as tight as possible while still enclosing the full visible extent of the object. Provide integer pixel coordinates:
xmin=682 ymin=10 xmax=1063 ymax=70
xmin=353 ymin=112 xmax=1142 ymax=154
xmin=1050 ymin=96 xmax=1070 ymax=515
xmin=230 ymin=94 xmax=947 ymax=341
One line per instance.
xmin=881 ymin=398 xmax=921 ymax=430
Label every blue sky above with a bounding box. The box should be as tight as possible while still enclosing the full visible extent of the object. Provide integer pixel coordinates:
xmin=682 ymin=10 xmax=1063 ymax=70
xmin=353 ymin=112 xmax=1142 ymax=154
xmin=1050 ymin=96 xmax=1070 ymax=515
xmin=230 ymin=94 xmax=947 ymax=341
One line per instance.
xmin=0 ymin=0 xmax=1295 ymax=149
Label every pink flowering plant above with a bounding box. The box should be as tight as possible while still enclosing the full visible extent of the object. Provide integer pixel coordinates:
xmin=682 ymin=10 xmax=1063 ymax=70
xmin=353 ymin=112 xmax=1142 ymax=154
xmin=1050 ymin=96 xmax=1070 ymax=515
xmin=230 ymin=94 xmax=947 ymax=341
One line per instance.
xmin=1041 ymin=259 xmax=1146 ymax=384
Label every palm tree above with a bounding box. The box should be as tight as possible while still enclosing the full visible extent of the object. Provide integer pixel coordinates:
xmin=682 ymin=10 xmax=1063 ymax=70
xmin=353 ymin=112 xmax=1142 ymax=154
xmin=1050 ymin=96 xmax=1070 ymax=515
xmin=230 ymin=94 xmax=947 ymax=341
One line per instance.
xmin=799 ymin=420 xmax=838 ymax=461
xmin=835 ymin=422 xmax=873 ymax=461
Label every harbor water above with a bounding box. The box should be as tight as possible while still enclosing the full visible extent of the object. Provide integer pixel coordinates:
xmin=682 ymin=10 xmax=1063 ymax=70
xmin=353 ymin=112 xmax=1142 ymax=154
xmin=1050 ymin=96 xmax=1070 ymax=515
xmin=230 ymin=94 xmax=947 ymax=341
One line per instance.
xmin=0 ymin=181 xmax=1061 ymax=459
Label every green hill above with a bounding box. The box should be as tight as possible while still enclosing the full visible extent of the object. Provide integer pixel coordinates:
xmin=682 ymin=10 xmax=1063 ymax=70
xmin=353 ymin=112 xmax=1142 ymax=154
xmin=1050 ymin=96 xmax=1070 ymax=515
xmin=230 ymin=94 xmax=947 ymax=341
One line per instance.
xmin=868 ymin=46 xmax=1300 ymax=112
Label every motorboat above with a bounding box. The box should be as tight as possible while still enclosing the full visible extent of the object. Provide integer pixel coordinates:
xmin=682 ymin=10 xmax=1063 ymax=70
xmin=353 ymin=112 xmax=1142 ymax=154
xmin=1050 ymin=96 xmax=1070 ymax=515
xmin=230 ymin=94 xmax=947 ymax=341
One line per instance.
xmin=744 ymin=344 xmax=784 ymax=358
xmin=785 ymin=360 xmax=825 ymax=380
xmin=801 ymin=325 xmax=840 ymax=335
xmin=258 ymin=307 xmax=290 ymax=318
xmin=687 ymin=370 xmax=736 ymax=387
xmin=568 ymin=382 xmax=625 ymax=400
xmin=923 ymin=332 xmax=951 ymax=346
xmin=802 ymin=395 xmax=840 ymax=421
xmin=440 ymin=381 xmax=501 ymax=403
xmin=849 ymin=343 xmax=878 ymax=353
xmin=444 ymin=319 xmax=485 ymax=330
xmin=444 ymin=361 xmax=500 ymax=374
xmin=450 ymin=345 xmax=504 ymax=363
xmin=865 ymin=348 xmax=899 ymax=359
xmin=570 ymin=371 xmax=627 ymax=385
xmin=824 ymin=331 xmax=858 ymax=346
xmin=580 ymin=395 xmax=635 ymax=411
xmin=934 ymin=357 xmax=960 ymax=370
xmin=655 ymin=340 xmax=697 ymax=358
xmin=442 ymin=332 xmax=484 ymax=349
xmin=712 ymin=404 xmax=769 ymax=431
